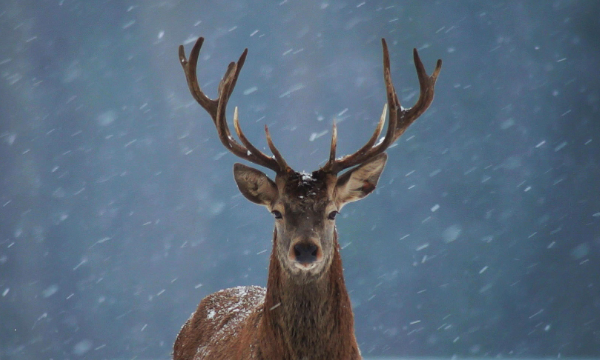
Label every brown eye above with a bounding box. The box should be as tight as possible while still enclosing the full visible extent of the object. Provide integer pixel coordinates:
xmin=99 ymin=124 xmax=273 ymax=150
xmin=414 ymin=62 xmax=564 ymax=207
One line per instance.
xmin=271 ymin=210 xmax=283 ymax=219
xmin=328 ymin=211 xmax=339 ymax=220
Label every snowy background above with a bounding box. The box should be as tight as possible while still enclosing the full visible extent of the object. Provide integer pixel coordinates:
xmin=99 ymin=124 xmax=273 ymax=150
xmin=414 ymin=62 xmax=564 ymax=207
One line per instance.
xmin=1 ymin=0 xmax=600 ymax=359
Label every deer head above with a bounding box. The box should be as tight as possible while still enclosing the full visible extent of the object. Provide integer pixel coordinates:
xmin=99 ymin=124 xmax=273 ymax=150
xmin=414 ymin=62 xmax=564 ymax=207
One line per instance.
xmin=179 ymin=38 xmax=441 ymax=283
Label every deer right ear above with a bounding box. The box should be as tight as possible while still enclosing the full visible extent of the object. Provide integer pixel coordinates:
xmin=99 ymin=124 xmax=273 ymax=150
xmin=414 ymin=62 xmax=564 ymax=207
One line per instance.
xmin=233 ymin=163 xmax=278 ymax=206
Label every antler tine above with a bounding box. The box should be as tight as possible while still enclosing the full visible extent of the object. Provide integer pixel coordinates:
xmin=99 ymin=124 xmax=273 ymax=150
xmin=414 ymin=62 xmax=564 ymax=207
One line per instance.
xmin=325 ymin=39 xmax=441 ymax=174
xmin=320 ymin=120 xmax=338 ymax=172
xmin=179 ymin=37 xmax=283 ymax=173
xmin=326 ymin=38 xmax=400 ymax=173
xmin=392 ymin=48 xmax=442 ymax=140
xmin=178 ymin=38 xmax=218 ymax=116
xmin=264 ymin=125 xmax=289 ymax=171
xmin=232 ymin=107 xmax=283 ymax=170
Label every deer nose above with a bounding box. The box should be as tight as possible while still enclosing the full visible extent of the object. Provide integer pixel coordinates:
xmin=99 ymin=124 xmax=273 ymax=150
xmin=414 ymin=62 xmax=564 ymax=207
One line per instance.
xmin=293 ymin=242 xmax=319 ymax=264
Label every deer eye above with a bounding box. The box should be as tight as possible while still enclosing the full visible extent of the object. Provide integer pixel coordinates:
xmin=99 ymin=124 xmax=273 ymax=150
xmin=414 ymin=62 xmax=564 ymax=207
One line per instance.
xmin=271 ymin=210 xmax=283 ymax=219
xmin=327 ymin=211 xmax=339 ymax=220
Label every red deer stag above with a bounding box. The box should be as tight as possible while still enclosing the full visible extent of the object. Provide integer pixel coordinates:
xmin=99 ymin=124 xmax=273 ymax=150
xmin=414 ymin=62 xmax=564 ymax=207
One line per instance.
xmin=174 ymin=37 xmax=441 ymax=360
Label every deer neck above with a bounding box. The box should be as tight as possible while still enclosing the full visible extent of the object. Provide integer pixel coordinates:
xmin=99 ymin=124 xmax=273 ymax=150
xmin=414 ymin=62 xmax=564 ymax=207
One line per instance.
xmin=257 ymin=230 xmax=359 ymax=359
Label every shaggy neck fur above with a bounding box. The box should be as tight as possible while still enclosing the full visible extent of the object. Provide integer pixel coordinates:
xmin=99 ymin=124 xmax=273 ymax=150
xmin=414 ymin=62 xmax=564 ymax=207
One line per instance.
xmin=256 ymin=231 xmax=361 ymax=360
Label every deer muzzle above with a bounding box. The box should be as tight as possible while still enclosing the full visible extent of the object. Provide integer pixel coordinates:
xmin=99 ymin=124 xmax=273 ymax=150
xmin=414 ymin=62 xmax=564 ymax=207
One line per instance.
xmin=289 ymin=239 xmax=322 ymax=268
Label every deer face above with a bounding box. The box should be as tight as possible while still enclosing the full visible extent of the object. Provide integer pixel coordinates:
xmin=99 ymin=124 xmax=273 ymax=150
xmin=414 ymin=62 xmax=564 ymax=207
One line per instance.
xmin=234 ymin=153 xmax=387 ymax=282
xmin=179 ymin=36 xmax=440 ymax=280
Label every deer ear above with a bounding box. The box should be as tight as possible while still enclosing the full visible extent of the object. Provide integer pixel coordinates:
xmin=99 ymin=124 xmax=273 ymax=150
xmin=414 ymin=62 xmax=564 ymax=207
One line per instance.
xmin=335 ymin=153 xmax=387 ymax=207
xmin=233 ymin=163 xmax=278 ymax=206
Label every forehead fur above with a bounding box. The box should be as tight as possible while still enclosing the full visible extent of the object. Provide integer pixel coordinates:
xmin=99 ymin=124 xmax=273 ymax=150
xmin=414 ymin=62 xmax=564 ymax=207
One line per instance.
xmin=276 ymin=170 xmax=334 ymax=209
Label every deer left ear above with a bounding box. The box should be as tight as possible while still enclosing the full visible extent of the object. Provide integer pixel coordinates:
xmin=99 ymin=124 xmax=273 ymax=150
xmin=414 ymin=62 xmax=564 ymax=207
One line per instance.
xmin=335 ymin=153 xmax=387 ymax=207
xmin=233 ymin=163 xmax=278 ymax=206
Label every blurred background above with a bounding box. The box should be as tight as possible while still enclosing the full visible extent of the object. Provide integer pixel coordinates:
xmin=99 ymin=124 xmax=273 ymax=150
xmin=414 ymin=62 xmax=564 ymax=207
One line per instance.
xmin=1 ymin=0 xmax=599 ymax=359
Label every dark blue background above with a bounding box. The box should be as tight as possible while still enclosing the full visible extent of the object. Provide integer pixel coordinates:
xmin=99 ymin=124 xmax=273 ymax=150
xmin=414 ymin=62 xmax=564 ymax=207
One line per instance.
xmin=1 ymin=1 xmax=599 ymax=358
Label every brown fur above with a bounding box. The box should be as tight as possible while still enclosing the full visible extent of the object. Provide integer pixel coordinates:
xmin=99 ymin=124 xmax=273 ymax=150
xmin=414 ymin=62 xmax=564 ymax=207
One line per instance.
xmin=173 ymin=232 xmax=361 ymax=360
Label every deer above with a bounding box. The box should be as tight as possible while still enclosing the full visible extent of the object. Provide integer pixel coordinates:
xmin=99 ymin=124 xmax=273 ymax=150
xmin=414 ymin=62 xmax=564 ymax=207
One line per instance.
xmin=173 ymin=36 xmax=441 ymax=360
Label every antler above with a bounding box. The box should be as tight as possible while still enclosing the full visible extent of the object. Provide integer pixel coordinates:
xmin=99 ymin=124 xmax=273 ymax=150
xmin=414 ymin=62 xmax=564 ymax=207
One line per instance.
xmin=178 ymin=37 xmax=289 ymax=173
xmin=321 ymin=39 xmax=442 ymax=174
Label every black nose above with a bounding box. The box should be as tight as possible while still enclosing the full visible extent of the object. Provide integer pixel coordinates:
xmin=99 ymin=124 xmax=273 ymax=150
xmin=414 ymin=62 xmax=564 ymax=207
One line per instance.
xmin=293 ymin=243 xmax=319 ymax=264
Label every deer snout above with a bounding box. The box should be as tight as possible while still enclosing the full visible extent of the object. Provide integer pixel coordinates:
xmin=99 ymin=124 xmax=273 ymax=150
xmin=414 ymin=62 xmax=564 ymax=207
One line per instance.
xmin=289 ymin=240 xmax=322 ymax=266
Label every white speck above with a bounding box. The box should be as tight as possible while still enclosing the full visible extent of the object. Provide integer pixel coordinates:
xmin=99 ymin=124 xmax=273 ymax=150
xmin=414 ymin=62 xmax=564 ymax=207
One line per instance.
xmin=97 ymin=110 xmax=117 ymax=126
xmin=250 ymin=30 xmax=259 ymax=37
xmin=535 ymin=140 xmax=545 ymax=148
xmin=409 ymin=320 xmax=421 ymax=325
xmin=228 ymin=26 xmax=237 ymax=32
xmin=207 ymin=310 xmax=216 ymax=319
xmin=571 ymin=243 xmax=590 ymax=260
xmin=442 ymin=225 xmax=461 ymax=243
xmin=243 ymin=87 xmax=258 ymax=95
xmin=124 ymin=139 xmax=137 ymax=147
xmin=73 ymin=258 xmax=87 ymax=271
xmin=96 ymin=237 xmax=111 ymax=244
xmin=256 ymin=249 xmax=267 ymax=255
xmin=557 ymin=58 xmax=567 ymax=62
xmin=356 ymin=1 xmax=365 ymax=7
xmin=309 ymin=130 xmax=328 ymax=142
xmin=479 ymin=283 xmax=493 ymax=293
xmin=547 ymin=241 xmax=556 ymax=249
xmin=554 ymin=142 xmax=567 ymax=152
xmin=141 ymin=324 xmax=148 ymax=331
xmin=7 ymin=73 xmax=21 ymax=85
xmin=416 ymin=243 xmax=429 ymax=251
xmin=593 ymin=212 xmax=600 ymax=217
xmin=42 ymin=285 xmax=59 ymax=298
xmin=429 ymin=169 xmax=441 ymax=177
xmin=529 ymin=309 xmax=544 ymax=319
xmin=269 ymin=303 xmax=281 ymax=311
xmin=500 ymin=118 xmax=515 ymax=129
xmin=524 ymin=186 xmax=532 ymax=192
xmin=122 ymin=20 xmax=135 ymax=29
xmin=2 ymin=288 xmax=9 ymax=297
xmin=210 ymin=202 xmax=225 ymax=215
xmin=431 ymin=204 xmax=440 ymax=212
xmin=544 ymin=324 xmax=551 ymax=331
xmin=183 ymin=36 xmax=198 ymax=45
xmin=479 ymin=266 xmax=488 ymax=274
xmin=25 ymin=36 xmax=37 ymax=43
xmin=194 ymin=283 xmax=203 ymax=289
xmin=405 ymin=170 xmax=415 ymax=177
xmin=158 ymin=30 xmax=164 ymax=39
xmin=156 ymin=289 xmax=165 ymax=296
xmin=279 ymin=83 xmax=305 ymax=98
xmin=399 ymin=234 xmax=410 ymax=241
xmin=72 ymin=340 xmax=93 ymax=355
xmin=584 ymin=139 xmax=592 ymax=145
xmin=5 ymin=133 xmax=17 ymax=145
